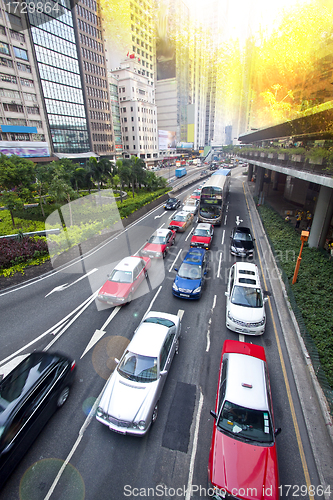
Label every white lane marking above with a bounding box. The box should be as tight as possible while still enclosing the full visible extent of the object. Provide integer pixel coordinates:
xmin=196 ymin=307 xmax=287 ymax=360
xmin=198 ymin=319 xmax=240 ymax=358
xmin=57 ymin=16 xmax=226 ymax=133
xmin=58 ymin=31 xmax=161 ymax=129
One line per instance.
xmin=143 ymin=285 xmax=163 ymax=319
xmin=206 ymin=318 xmax=211 ymax=353
xmin=43 ymin=291 xmax=99 ymax=351
xmin=159 ymin=223 xmax=165 ymax=229
xmin=80 ymin=306 xmax=122 ymax=359
xmin=0 ymin=292 xmax=97 ymax=368
xmin=185 ymin=227 xmax=194 ymax=241
xmin=169 ymin=248 xmax=182 ymax=272
xmin=217 ymin=252 xmax=222 ymax=278
xmin=224 ymin=214 xmax=227 ymax=225
xmin=239 ymin=334 xmax=245 ymax=342
xmin=43 ymin=385 xmax=104 ymax=500
xmin=45 ymin=268 xmax=98 ymax=297
xmin=185 ymin=388 xmax=204 ymax=500
xmin=221 ymin=229 xmax=225 ymax=246
xmin=212 ymin=295 xmax=217 ymax=310
xmin=177 ymin=309 xmax=185 ymax=321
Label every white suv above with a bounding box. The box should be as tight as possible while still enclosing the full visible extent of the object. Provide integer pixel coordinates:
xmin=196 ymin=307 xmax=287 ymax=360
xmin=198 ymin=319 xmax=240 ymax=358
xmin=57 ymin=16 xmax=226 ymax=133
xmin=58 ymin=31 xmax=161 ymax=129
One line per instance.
xmin=225 ymin=262 xmax=268 ymax=335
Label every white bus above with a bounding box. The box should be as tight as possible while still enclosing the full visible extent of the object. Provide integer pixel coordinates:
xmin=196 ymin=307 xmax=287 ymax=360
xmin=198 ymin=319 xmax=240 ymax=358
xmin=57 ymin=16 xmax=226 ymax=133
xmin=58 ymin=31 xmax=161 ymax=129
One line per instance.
xmin=198 ymin=169 xmax=231 ymax=225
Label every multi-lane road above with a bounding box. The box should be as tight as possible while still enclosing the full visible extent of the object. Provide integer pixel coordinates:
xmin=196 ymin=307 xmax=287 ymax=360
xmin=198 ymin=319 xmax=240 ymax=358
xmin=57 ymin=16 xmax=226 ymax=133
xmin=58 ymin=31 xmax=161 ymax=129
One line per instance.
xmin=0 ymin=166 xmax=328 ymax=500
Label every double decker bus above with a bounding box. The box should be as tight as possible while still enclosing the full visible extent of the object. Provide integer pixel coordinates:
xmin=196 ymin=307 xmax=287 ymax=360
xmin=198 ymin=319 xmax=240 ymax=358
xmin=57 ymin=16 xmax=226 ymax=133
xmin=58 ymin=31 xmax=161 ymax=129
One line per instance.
xmin=198 ymin=169 xmax=231 ymax=225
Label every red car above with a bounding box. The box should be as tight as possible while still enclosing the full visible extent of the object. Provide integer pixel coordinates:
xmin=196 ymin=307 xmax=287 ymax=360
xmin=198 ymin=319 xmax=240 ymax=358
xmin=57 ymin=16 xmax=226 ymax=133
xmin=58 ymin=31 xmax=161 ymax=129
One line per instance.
xmin=97 ymin=255 xmax=151 ymax=305
xmin=141 ymin=228 xmax=176 ymax=259
xmin=168 ymin=210 xmax=193 ymax=232
xmin=208 ymin=340 xmax=281 ymax=500
xmin=190 ymin=223 xmax=214 ymax=249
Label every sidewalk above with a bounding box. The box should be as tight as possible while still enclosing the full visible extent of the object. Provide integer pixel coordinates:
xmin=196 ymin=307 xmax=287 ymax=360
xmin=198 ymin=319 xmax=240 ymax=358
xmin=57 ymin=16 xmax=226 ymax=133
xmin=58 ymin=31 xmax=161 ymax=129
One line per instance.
xmin=244 ymin=180 xmax=333 ymax=496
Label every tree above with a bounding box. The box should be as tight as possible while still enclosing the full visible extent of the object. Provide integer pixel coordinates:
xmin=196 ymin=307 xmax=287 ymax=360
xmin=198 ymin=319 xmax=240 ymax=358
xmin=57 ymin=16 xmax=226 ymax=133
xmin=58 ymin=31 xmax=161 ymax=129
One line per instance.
xmin=1 ymin=191 xmax=24 ymax=227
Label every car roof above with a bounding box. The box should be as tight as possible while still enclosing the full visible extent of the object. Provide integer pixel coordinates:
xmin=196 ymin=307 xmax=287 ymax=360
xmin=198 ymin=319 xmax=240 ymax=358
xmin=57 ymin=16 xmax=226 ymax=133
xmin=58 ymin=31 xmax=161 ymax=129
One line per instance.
xmin=196 ymin=223 xmax=211 ymax=230
xmin=128 ymin=323 xmax=169 ymax=357
xmin=172 ymin=210 xmax=188 ymax=217
xmin=184 ymin=247 xmax=206 ymax=264
xmin=224 ymin=352 xmax=269 ymax=411
xmin=153 ymin=228 xmax=171 ymax=236
xmin=115 ymin=256 xmax=142 ymax=271
xmin=233 ymin=262 xmax=260 ymax=287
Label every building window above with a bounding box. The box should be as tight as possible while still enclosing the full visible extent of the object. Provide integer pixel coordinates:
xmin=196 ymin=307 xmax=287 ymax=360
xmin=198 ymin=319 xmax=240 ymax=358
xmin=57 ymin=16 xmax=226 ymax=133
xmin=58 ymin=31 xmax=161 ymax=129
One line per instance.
xmin=3 ymin=103 xmax=23 ymax=112
xmin=13 ymin=47 xmax=28 ymax=61
xmin=10 ymin=30 xmax=25 ymax=42
xmin=16 ymin=62 xmax=31 ymax=73
xmin=0 ymin=73 xmax=17 ymax=84
xmin=0 ymin=42 xmax=10 ymax=56
xmin=0 ymin=57 xmax=13 ymax=68
xmin=20 ymin=78 xmax=34 ymax=87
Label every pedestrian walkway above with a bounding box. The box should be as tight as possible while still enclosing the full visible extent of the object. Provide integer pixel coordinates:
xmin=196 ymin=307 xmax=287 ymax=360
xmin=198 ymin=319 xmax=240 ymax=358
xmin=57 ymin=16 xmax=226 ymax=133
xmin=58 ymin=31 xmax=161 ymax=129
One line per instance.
xmin=244 ymin=179 xmax=333 ymax=497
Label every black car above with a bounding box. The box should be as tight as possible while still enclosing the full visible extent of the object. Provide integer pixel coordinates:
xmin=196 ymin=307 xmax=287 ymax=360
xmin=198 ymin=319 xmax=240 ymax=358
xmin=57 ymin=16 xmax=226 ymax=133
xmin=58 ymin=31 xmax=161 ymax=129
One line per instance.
xmin=230 ymin=226 xmax=255 ymax=257
xmin=0 ymin=351 xmax=76 ymax=487
xmin=164 ymin=197 xmax=181 ymax=210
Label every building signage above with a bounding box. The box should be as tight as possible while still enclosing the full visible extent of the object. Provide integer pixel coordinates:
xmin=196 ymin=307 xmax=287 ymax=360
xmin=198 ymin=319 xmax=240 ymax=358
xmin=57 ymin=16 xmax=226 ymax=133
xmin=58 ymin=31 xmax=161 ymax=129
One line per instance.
xmin=0 ymin=141 xmax=50 ymax=157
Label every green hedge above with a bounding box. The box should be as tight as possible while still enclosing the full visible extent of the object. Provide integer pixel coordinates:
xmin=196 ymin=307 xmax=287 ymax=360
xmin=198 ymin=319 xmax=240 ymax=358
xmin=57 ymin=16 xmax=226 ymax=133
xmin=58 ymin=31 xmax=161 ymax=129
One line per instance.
xmin=257 ymin=205 xmax=333 ymax=389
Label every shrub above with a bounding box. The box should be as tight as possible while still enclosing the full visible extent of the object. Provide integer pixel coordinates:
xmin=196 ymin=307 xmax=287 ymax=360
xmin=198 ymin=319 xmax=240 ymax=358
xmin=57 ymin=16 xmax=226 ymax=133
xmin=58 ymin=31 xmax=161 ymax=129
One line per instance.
xmin=0 ymin=236 xmax=48 ymax=271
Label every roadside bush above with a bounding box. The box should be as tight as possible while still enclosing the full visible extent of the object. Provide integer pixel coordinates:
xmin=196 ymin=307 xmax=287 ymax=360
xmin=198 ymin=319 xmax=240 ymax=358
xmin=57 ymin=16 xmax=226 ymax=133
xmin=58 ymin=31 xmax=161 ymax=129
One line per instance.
xmin=0 ymin=236 xmax=48 ymax=271
xmin=258 ymin=204 xmax=333 ymax=388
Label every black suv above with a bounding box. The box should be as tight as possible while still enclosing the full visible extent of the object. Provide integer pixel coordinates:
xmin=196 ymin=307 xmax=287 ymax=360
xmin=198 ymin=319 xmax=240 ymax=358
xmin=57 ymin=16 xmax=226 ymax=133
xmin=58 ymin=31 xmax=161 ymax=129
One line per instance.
xmin=0 ymin=351 xmax=76 ymax=487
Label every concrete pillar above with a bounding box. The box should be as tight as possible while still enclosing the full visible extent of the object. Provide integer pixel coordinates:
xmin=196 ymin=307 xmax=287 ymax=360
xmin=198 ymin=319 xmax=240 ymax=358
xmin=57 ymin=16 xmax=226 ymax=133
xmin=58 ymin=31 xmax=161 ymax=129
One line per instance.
xmin=308 ymin=185 xmax=333 ymax=248
xmin=254 ymin=166 xmax=265 ymax=197
xmin=272 ymin=172 xmax=279 ymax=190
xmin=247 ymin=163 xmax=253 ymax=182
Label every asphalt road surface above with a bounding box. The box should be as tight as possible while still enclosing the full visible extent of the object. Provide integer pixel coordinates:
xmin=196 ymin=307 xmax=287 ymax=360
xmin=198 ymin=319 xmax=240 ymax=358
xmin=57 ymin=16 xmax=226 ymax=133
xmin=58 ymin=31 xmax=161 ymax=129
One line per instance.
xmin=0 ymin=166 xmax=327 ymax=500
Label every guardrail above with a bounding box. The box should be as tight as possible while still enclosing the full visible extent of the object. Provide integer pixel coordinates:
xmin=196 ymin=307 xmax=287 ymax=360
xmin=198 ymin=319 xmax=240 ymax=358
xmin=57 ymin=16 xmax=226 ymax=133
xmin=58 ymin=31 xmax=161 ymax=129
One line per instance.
xmin=0 ymin=229 xmax=60 ymax=240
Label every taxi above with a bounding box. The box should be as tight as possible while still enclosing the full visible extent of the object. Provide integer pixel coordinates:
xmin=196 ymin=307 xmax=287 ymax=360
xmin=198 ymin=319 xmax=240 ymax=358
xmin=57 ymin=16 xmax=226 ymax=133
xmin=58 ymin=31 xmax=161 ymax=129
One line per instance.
xmin=141 ymin=228 xmax=176 ymax=259
xmin=190 ymin=223 xmax=214 ymax=249
xmin=168 ymin=210 xmax=193 ymax=232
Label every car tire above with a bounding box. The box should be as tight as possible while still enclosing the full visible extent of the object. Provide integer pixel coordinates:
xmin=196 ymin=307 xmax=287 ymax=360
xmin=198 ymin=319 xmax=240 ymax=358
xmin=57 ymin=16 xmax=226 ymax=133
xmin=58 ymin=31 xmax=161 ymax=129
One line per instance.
xmin=175 ymin=338 xmax=179 ymax=354
xmin=151 ymin=402 xmax=159 ymax=424
xmin=126 ymin=293 xmax=133 ymax=304
xmin=57 ymin=387 xmax=70 ymax=408
xmin=172 ymin=238 xmax=175 ymax=245
xmin=144 ymin=270 xmax=148 ymax=278
xmin=162 ymin=250 xmax=167 ymax=258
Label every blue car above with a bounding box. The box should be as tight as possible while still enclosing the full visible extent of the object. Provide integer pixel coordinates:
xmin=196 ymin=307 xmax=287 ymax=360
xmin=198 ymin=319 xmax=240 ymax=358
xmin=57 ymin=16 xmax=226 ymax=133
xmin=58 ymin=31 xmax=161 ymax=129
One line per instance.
xmin=172 ymin=248 xmax=208 ymax=299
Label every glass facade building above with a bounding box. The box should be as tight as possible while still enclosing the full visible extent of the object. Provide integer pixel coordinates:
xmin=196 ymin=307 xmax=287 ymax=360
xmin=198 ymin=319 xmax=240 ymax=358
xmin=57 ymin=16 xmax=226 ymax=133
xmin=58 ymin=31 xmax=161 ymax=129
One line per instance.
xmin=28 ymin=0 xmax=90 ymax=154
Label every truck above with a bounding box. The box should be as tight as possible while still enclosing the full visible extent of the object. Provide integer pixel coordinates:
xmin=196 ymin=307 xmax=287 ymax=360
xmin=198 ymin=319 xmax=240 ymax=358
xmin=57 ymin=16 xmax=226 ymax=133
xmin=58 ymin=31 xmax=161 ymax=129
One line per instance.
xmin=175 ymin=167 xmax=187 ymax=178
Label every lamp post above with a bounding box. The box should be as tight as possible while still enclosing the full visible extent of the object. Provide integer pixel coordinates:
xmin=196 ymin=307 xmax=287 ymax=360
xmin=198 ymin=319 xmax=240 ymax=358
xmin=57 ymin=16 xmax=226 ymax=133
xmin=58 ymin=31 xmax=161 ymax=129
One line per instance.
xmin=292 ymin=230 xmax=309 ymax=285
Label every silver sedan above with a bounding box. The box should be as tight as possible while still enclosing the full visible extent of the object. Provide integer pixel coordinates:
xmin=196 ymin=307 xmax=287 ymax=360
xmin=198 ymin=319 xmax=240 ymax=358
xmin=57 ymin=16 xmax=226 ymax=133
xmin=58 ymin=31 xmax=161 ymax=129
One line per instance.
xmin=96 ymin=311 xmax=181 ymax=436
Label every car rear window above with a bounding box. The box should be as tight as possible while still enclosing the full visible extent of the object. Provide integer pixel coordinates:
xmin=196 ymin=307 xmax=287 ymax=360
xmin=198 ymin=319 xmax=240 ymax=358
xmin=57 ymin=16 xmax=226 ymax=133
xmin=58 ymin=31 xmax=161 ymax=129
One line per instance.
xmin=144 ymin=317 xmax=175 ymax=327
xmin=239 ymin=269 xmax=255 ymax=275
xmin=239 ymin=278 xmax=256 ymax=285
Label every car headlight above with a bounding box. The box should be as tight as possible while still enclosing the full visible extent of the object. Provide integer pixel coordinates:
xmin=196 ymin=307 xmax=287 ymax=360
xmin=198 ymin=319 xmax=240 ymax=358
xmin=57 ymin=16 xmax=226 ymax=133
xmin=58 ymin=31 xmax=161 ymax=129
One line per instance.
xmin=259 ymin=316 xmax=266 ymax=326
xmin=172 ymin=282 xmax=179 ymax=291
xmin=133 ymin=420 xmax=146 ymax=430
xmin=227 ymin=311 xmax=236 ymax=322
xmin=118 ymin=297 xmax=126 ymax=302
xmin=230 ymin=245 xmax=237 ymax=252
xmin=193 ymin=287 xmax=201 ymax=294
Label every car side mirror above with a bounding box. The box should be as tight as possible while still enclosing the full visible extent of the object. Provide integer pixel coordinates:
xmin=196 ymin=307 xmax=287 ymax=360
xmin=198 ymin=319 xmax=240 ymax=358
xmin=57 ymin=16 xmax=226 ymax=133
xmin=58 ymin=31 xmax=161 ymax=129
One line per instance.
xmin=210 ymin=410 xmax=217 ymax=420
xmin=160 ymin=370 xmax=167 ymax=377
xmin=274 ymin=427 xmax=282 ymax=437
xmin=225 ymin=291 xmax=229 ymax=297
xmin=264 ymin=297 xmax=268 ymax=303
xmin=174 ymin=267 xmax=178 ymax=272
xmin=114 ymin=358 xmax=120 ymax=364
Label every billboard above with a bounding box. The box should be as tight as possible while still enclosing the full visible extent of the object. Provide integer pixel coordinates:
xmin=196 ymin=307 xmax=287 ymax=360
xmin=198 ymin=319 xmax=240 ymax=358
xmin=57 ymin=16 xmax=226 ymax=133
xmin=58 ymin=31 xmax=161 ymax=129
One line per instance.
xmin=0 ymin=141 xmax=50 ymax=157
xmin=159 ymin=130 xmax=177 ymax=150
xmin=176 ymin=142 xmax=193 ymax=149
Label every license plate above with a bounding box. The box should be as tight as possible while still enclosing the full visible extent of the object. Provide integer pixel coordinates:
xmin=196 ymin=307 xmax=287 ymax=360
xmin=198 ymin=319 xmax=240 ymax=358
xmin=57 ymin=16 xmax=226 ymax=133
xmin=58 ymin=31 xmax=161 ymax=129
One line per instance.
xmin=180 ymin=293 xmax=189 ymax=297
xmin=110 ymin=426 xmax=126 ymax=434
xmin=242 ymin=328 xmax=250 ymax=333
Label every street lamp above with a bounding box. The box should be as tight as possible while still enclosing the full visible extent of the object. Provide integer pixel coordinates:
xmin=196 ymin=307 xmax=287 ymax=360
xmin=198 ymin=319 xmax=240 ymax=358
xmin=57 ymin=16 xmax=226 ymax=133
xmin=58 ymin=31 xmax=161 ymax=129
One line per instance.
xmin=292 ymin=230 xmax=309 ymax=285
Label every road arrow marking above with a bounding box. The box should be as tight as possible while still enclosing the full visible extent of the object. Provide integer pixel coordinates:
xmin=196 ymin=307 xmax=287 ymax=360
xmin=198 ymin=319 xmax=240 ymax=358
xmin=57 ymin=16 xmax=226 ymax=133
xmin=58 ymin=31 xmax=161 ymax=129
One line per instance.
xmin=45 ymin=268 xmax=98 ymax=297
xmin=80 ymin=306 xmax=121 ymax=359
xmin=154 ymin=212 xmax=167 ymax=219
xmin=235 ymin=215 xmax=243 ymax=226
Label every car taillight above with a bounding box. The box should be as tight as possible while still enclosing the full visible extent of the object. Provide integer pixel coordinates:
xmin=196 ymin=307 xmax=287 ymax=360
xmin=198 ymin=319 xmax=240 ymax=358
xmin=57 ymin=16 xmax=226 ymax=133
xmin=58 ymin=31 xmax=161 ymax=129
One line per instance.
xmin=70 ymin=361 xmax=76 ymax=371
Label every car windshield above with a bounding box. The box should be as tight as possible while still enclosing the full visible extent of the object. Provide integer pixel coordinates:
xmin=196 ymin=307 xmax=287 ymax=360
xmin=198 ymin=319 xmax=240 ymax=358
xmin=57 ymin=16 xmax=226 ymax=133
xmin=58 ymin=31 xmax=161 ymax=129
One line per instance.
xmin=194 ymin=229 xmax=210 ymax=237
xmin=178 ymin=263 xmax=201 ymax=279
xmin=231 ymin=285 xmax=263 ymax=307
xmin=148 ymin=235 xmax=165 ymax=244
xmin=118 ymin=351 xmax=158 ymax=383
xmin=109 ymin=269 xmax=133 ymax=283
xmin=173 ymin=214 xmax=186 ymax=222
xmin=234 ymin=231 xmax=252 ymax=241
xmin=168 ymin=198 xmax=177 ymax=203
xmin=199 ymin=206 xmax=221 ymax=217
xmin=217 ymin=400 xmax=273 ymax=444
